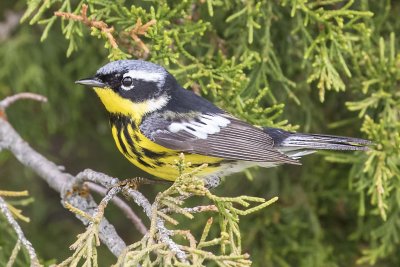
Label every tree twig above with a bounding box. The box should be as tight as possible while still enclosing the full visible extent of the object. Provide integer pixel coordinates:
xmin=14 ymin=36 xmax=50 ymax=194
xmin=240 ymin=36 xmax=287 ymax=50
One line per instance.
xmin=86 ymin=182 xmax=148 ymax=235
xmin=183 ymin=205 xmax=218 ymax=213
xmin=128 ymin=18 xmax=157 ymax=57
xmin=0 ymin=94 xmax=126 ymax=257
xmin=6 ymin=240 xmax=21 ymax=267
xmin=0 ymin=10 xmax=22 ymax=42
xmin=0 ymin=93 xmax=47 ymax=119
xmin=76 ymin=169 xmax=189 ymax=263
xmin=59 ymin=186 xmax=125 ymax=267
xmin=54 ymin=4 xmax=118 ymax=49
xmin=0 ymin=197 xmax=40 ymax=266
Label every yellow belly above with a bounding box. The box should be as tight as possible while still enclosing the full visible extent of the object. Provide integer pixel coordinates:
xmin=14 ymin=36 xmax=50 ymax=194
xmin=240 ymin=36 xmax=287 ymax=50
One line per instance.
xmin=111 ymin=123 xmax=223 ymax=181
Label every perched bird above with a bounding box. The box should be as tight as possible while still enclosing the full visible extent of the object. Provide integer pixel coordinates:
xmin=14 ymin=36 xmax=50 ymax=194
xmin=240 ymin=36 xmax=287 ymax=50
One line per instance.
xmin=76 ymin=60 xmax=370 ymax=182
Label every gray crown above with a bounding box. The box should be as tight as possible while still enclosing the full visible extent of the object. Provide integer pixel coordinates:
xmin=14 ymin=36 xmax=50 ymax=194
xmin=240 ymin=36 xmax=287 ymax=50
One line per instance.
xmin=96 ymin=60 xmax=166 ymax=76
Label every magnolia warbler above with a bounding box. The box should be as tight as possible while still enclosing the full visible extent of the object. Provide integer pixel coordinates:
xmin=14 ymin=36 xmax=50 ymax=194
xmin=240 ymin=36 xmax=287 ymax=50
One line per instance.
xmin=76 ymin=60 xmax=370 ymax=182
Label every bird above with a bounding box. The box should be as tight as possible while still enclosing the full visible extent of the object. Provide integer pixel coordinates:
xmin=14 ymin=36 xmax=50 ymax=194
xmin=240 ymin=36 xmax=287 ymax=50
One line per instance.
xmin=75 ymin=60 xmax=370 ymax=183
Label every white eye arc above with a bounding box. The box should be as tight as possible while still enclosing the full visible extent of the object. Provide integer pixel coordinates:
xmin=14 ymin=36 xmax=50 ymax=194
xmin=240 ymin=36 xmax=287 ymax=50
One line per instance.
xmin=121 ymin=76 xmax=134 ymax=90
xmin=124 ymin=70 xmax=166 ymax=88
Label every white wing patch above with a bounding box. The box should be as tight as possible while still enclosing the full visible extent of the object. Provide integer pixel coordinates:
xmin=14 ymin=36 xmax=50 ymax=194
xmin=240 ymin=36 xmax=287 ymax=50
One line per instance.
xmin=168 ymin=114 xmax=231 ymax=139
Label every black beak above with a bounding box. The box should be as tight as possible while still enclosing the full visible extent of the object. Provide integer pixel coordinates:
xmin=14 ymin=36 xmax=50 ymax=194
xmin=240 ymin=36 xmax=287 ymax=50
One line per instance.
xmin=75 ymin=77 xmax=106 ymax=88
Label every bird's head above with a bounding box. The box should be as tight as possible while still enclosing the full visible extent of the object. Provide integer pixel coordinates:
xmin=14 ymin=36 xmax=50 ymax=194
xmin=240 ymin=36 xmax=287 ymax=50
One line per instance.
xmin=76 ymin=60 xmax=175 ymax=120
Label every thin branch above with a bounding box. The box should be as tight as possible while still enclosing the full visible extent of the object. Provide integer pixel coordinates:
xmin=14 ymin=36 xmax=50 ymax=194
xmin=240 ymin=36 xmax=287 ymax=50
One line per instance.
xmin=154 ymin=217 xmax=188 ymax=262
xmin=0 ymin=197 xmax=40 ymax=266
xmin=6 ymin=240 xmax=21 ymax=267
xmin=173 ymin=230 xmax=197 ymax=249
xmin=183 ymin=205 xmax=218 ymax=213
xmin=0 ymin=93 xmax=47 ymax=110
xmin=0 ymin=94 xmax=126 ymax=257
xmin=0 ymin=11 xmax=22 ymax=42
xmin=75 ymin=169 xmax=154 ymax=219
xmin=0 ymin=190 xmax=29 ymax=197
xmin=76 ymin=168 xmax=119 ymax=188
xmin=150 ymin=192 xmax=189 ymax=263
xmin=86 ymin=182 xmax=148 ymax=235
xmin=162 ymin=205 xmax=218 ymax=215
xmin=128 ymin=18 xmax=157 ymax=56
xmin=76 ymin=169 xmax=188 ymax=263
xmin=54 ymin=4 xmax=118 ymax=49
xmin=59 ymin=187 xmax=124 ymax=267
xmin=95 ymin=186 xmax=123 ymax=220
xmin=0 ymin=93 xmax=47 ymax=119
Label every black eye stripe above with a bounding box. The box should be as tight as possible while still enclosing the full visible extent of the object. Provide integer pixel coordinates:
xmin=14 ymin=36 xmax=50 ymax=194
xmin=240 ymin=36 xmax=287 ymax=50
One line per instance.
xmin=98 ymin=70 xmax=175 ymax=102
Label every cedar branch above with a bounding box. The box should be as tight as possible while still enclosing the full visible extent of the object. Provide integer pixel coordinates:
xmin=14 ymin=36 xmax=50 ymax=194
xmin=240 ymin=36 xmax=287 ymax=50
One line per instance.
xmin=128 ymin=18 xmax=157 ymax=55
xmin=54 ymin=4 xmax=118 ymax=49
xmin=0 ymin=197 xmax=40 ymax=266
xmin=0 ymin=94 xmax=126 ymax=257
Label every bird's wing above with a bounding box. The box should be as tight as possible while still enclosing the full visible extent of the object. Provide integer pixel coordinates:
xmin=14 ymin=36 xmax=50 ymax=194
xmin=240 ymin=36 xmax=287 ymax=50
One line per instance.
xmin=140 ymin=112 xmax=299 ymax=164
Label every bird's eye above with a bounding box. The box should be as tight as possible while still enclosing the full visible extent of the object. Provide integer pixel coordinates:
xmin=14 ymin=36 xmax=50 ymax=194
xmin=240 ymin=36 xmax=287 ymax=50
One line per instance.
xmin=121 ymin=77 xmax=133 ymax=89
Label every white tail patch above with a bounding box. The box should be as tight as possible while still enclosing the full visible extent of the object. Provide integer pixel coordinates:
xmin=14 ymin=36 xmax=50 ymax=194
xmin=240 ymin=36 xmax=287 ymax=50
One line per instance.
xmin=203 ymin=161 xmax=277 ymax=178
xmin=168 ymin=114 xmax=231 ymax=139
xmin=277 ymin=147 xmax=316 ymax=159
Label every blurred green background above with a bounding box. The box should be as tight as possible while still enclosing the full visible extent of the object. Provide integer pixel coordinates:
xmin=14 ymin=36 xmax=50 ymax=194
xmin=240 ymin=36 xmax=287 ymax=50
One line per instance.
xmin=1 ymin=0 xmax=399 ymax=266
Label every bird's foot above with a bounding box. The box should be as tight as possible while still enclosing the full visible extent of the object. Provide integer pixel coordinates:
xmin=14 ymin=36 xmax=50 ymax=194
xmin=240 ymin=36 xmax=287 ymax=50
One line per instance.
xmin=117 ymin=177 xmax=169 ymax=190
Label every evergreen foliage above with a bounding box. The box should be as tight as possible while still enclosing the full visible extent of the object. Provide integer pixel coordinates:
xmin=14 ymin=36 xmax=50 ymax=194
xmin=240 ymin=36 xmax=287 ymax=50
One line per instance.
xmin=0 ymin=0 xmax=399 ymax=266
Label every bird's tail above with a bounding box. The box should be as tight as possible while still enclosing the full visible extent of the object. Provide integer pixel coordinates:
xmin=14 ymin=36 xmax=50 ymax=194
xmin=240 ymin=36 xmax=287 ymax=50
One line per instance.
xmin=264 ymin=127 xmax=371 ymax=160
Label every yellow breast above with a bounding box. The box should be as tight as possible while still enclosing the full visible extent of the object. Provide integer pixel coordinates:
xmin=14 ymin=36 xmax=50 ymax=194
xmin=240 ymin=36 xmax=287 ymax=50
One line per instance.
xmin=110 ymin=119 xmax=223 ymax=181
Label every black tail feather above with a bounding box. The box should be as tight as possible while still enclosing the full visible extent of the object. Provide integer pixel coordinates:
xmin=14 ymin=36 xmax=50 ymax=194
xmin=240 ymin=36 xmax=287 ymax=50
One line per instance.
xmin=264 ymin=128 xmax=371 ymax=151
